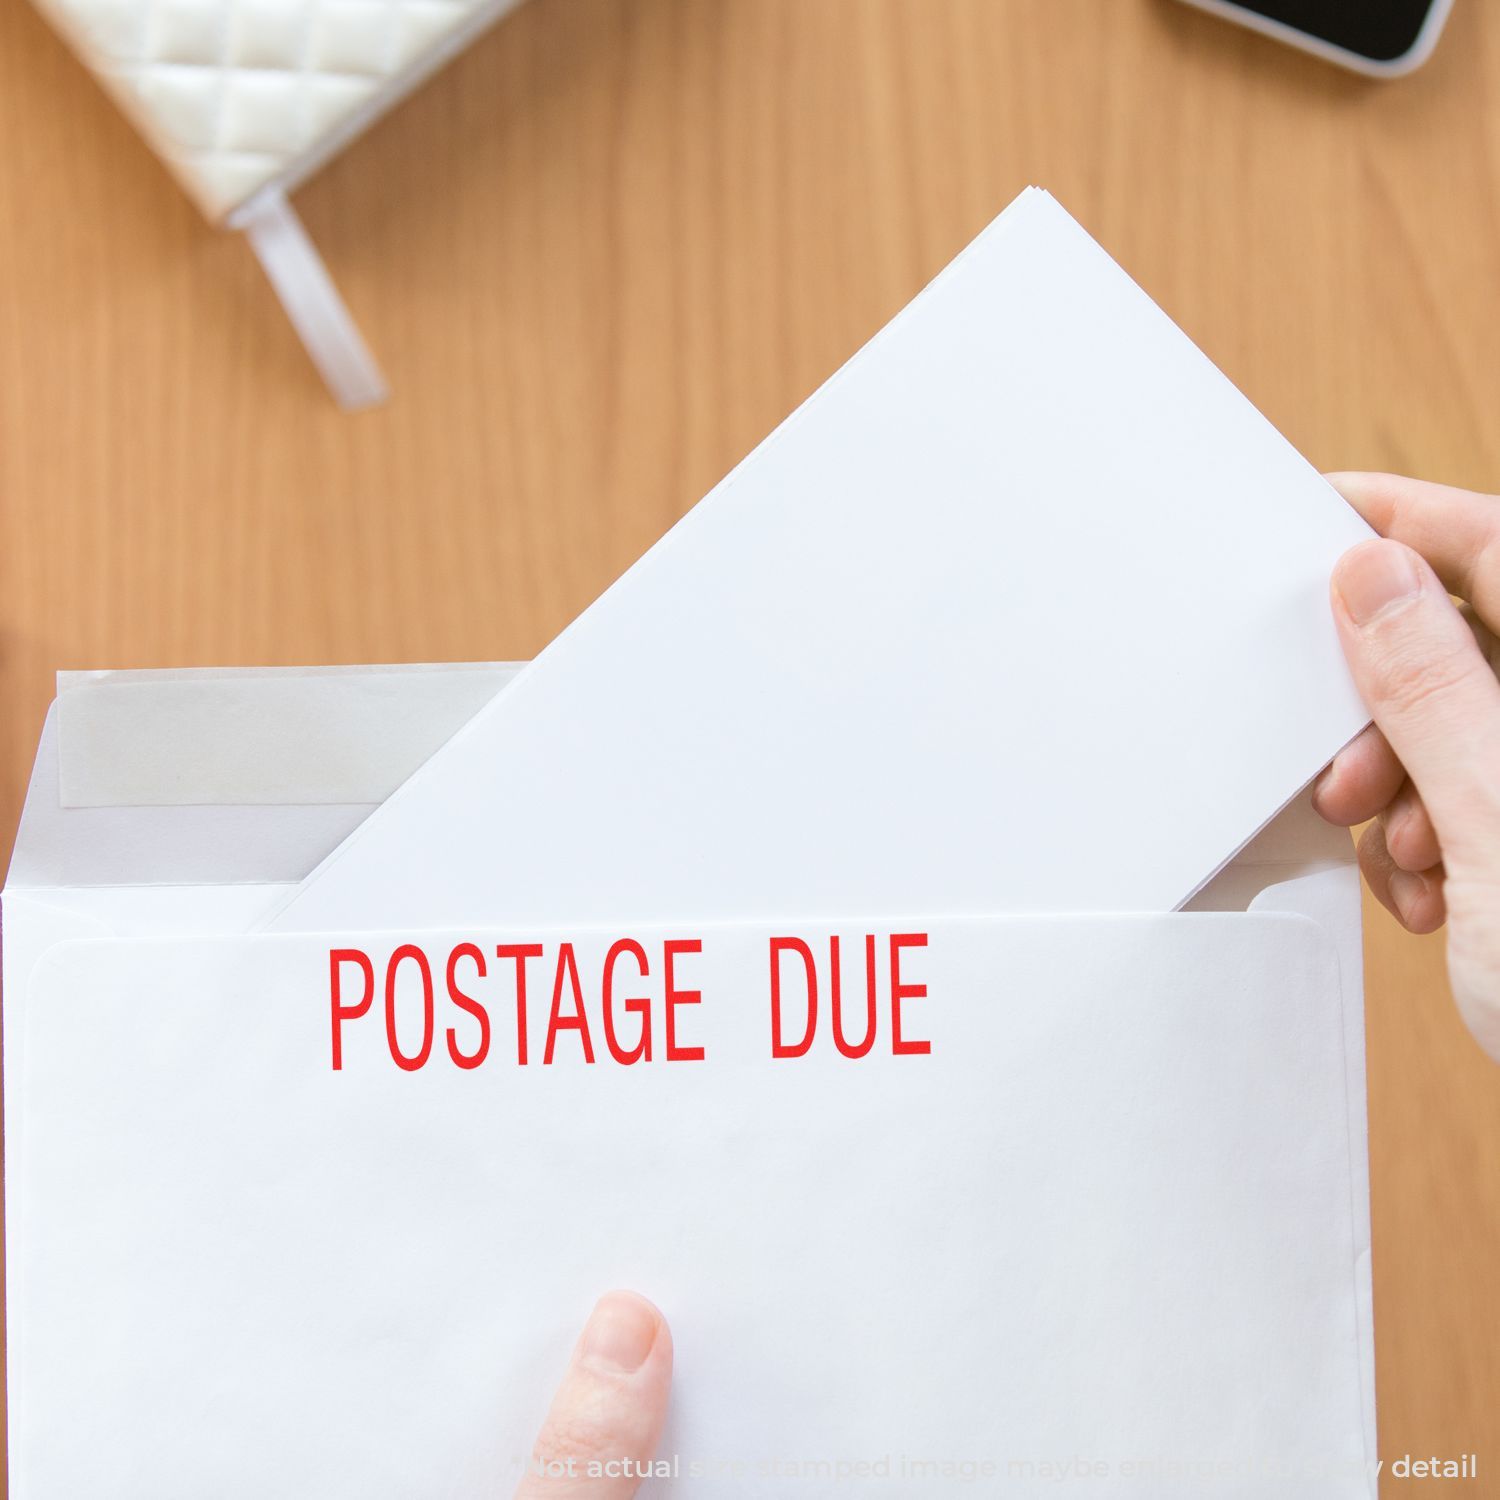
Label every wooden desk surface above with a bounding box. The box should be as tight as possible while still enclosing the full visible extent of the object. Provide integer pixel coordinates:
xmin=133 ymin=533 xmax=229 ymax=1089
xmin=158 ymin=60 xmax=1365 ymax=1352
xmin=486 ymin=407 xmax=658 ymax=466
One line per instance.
xmin=1 ymin=0 xmax=1496 ymax=1489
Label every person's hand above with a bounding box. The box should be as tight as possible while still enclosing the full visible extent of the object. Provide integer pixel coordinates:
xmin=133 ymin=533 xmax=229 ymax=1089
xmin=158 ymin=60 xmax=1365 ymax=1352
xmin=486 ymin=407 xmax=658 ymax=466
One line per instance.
xmin=514 ymin=1291 xmax=673 ymax=1498
xmin=1314 ymin=472 xmax=1500 ymax=1062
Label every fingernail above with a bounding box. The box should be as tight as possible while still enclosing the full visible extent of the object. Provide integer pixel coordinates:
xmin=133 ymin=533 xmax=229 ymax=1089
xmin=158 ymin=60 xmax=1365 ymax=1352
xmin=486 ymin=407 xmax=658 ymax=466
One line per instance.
xmin=579 ymin=1292 xmax=659 ymax=1374
xmin=1389 ymin=869 xmax=1426 ymax=922
xmin=1334 ymin=541 xmax=1423 ymax=627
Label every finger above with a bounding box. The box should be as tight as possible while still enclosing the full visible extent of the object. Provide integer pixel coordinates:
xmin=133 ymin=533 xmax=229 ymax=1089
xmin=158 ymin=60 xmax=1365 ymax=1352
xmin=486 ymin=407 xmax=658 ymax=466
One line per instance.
xmin=1380 ymin=780 xmax=1442 ymax=873
xmin=1358 ymin=821 xmax=1447 ymax=935
xmin=1331 ymin=539 xmax=1500 ymax=876
xmin=1312 ymin=723 xmax=1404 ymax=826
xmin=514 ymin=1292 xmax=673 ymax=1499
xmin=1313 ymin=603 xmax=1500 ymax=830
xmin=1326 ymin=472 xmax=1500 ymax=625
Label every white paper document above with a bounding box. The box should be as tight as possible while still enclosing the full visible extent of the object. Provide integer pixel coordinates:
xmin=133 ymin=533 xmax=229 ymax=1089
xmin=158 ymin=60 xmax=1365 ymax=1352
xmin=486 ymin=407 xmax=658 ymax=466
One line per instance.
xmin=20 ymin=911 xmax=1374 ymax=1498
xmin=266 ymin=188 xmax=1373 ymax=934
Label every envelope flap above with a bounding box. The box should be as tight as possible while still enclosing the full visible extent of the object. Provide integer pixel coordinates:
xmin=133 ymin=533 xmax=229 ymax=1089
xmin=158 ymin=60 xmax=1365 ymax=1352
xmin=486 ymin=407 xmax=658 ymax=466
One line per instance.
xmin=5 ymin=664 xmax=519 ymax=890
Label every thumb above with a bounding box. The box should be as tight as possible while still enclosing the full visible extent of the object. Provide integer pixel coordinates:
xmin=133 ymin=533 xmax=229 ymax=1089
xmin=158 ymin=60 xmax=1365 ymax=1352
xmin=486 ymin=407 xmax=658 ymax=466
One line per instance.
xmin=513 ymin=1292 xmax=673 ymax=1499
xmin=1331 ymin=538 xmax=1500 ymax=875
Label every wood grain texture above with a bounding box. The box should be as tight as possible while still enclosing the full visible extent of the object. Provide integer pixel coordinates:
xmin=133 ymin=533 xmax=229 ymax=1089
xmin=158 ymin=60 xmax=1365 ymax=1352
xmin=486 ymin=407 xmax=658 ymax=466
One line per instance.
xmin=1 ymin=0 xmax=1497 ymax=1490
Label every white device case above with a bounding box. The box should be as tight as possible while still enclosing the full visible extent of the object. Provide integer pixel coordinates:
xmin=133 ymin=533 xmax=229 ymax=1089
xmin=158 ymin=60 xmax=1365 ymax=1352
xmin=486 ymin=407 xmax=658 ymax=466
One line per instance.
xmin=32 ymin=0 xmax=529 ymax=405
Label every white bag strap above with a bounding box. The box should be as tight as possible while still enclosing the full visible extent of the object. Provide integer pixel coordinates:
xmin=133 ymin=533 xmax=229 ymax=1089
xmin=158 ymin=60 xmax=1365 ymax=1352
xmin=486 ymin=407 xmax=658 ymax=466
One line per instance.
xmin=231 ymin=188 xmax=389 ymax=411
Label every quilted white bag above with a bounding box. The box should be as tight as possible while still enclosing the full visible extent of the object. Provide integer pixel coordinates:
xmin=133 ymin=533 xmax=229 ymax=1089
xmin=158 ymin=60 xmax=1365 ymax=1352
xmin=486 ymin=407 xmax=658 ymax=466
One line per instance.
xmin=34 ymin=0 xmax=527 ymax=406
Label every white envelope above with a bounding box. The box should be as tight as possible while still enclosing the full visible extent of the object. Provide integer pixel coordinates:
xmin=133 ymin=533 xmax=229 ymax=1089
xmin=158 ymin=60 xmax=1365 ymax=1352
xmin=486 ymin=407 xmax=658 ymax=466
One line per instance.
xmin=3 ymin=666 xmax=1377 ymax=1498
